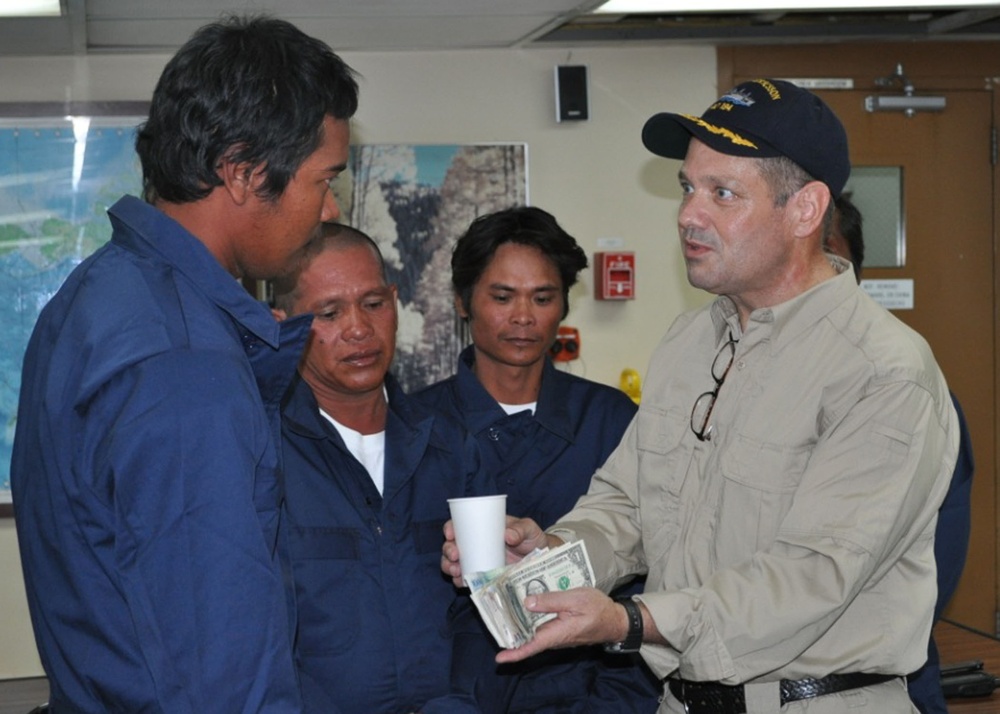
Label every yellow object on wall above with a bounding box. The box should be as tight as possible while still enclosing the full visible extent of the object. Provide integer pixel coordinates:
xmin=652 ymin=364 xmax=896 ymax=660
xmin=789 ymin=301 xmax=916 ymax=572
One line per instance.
xmin=619 ymin=368 xmax=642 ymax=404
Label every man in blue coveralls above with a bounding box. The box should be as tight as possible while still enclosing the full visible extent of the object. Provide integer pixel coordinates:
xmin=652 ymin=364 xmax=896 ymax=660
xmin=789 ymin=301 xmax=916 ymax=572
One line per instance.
xmin=416 ymin=206 xmax=660 ymax=713
xmin=272 ymin=223 xmax=492 ymax=714
xmin=11 ymin=16 xmax=357 ymax=713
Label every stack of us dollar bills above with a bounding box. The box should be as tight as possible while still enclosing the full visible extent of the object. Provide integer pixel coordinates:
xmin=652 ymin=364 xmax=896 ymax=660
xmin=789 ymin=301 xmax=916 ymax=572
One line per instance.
xmin=465 ymin=540 xmax=595 ymax=649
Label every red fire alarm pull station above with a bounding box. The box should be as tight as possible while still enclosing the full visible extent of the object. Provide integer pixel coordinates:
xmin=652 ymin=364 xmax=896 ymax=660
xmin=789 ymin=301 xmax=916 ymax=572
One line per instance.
xmin=594 ymin=252 xmax=635 ymax=300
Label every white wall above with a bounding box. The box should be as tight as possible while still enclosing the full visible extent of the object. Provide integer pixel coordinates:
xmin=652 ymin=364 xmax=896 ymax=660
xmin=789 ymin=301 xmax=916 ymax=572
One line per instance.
xmin=0 ymin=519 xmax=40 ymax=677
xmin=0 ymin=43 xmax=717 ymax=678
xmin=348 ymin=46 xmax=717 ymax=387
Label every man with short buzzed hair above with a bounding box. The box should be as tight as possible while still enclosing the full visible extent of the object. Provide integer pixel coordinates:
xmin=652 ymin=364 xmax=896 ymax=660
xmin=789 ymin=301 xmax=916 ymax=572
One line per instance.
xmin=274 ymin=223 xmax=492 ymax=714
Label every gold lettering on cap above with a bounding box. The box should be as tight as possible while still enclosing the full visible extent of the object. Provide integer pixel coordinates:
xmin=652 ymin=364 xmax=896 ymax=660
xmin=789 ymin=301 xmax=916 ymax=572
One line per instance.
xmin=752 ymin=78 xmax=781 ymax=100
xmin=681 ymin=113 xmax=758 ymax=149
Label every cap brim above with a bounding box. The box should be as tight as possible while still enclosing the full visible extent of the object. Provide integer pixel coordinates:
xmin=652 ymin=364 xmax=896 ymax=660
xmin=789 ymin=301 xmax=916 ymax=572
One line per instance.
xmin=643 ymin=111 xmax=782 ymax=161
xmin=641 ymin=112 xmax=694 ymax=159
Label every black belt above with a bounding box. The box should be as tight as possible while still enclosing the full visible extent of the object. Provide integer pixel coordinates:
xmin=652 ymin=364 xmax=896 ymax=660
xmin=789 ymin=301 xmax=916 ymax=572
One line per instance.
xmin=667 ymin=672 xmax=898 ymax=713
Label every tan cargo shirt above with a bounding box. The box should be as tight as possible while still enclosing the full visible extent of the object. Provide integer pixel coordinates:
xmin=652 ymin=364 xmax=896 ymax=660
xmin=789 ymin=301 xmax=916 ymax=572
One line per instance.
xmin=550 ymin=264 xmax=958 ymax=689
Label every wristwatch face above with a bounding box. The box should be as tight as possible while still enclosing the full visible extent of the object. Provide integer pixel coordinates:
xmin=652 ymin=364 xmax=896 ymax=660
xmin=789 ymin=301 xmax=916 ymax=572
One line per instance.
xmin=603 ymin=640 xmax=640 ymax=654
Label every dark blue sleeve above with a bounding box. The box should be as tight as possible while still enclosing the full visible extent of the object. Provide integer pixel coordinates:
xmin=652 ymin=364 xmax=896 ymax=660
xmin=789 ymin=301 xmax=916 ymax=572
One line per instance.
xmin=933 ymin=392 xmax=974 ymax=618
xmin=446 ymin=595 xmax=514 ymax=714
xmin=503 ymin=648 xmax=661 ymax=714
xmin=108 ymin=351 xmax=300 ymax=712
xmin=906 ymin=639 xmax=947 ymax=714
xmin=422 ymin=605 xmax=487 ymax=714
xmin=907 ymin=392 xmax=974 ymax=714
xmin=420 ymin=694 xmax=484 ymax=714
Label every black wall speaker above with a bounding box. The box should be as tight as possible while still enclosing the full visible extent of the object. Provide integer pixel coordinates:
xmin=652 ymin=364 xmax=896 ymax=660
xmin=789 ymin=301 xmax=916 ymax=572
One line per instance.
xmin=555 ymin=65 xmax=589 ymax=122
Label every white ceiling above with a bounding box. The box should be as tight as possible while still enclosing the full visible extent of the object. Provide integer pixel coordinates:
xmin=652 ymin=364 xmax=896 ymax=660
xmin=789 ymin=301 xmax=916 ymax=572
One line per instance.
xmin=2 ymin=0 xmax=1000 ymax=56
xmin=0 ymin=0 xmax=605 ymax=54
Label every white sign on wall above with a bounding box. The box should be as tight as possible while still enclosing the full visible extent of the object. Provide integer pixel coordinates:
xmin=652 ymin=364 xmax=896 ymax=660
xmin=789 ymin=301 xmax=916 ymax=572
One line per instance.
xmin=861 ymin=279 xmax=914 ymax=310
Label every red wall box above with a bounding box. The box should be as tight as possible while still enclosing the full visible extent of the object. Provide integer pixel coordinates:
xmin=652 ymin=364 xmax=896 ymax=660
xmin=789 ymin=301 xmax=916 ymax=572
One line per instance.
xmin=594 ymin=251 xmax=635 ymax=300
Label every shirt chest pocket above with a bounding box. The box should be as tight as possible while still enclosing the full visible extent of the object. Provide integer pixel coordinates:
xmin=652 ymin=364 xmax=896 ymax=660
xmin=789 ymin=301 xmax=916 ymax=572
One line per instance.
xmin=635 ymin=405 xmax=689 ymax=494
xmin=635 ymin=405 xmax=690 ymax=565
xmin=288 ymin=526 xmax=359 ymax=560
xmin=715 ymin=436 xmax=810 ymax=560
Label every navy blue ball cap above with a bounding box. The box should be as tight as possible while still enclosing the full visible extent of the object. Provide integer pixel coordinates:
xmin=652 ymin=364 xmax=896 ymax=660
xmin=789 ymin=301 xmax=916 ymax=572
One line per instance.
xmin=642 ymin=78 xmax=850 ymax=197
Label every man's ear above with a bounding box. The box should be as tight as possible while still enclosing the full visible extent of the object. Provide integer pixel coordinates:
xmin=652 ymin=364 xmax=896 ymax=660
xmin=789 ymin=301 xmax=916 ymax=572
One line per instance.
xmin=453 ymin=293 xmax=469 ymax=320
xmin=271 ymin=307 xmax=288 ymax=323
xmin=218 ymin=151 xmax=265 ymax=205
xmin=791 ymin=181 xmax=831 ymax=238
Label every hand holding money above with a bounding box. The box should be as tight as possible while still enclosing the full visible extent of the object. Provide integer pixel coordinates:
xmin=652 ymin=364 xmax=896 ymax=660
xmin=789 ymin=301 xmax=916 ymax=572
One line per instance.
xmin=466 ymin=540 xmax=596 ymax=649
xmin=441 ymin=515 xmax=560 ymax=587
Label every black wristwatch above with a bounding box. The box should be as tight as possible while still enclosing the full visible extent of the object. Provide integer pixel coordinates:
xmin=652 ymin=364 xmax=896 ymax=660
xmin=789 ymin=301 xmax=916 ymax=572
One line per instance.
xmin=603 ymin=597 xmax=643 ymax=653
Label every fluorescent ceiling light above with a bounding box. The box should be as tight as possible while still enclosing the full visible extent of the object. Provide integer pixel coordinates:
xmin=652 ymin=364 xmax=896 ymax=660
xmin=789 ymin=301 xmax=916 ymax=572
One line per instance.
xmin=0 ymin=0 xmax=61 ymax=17
xmin=594 ymin=0 xmax=1000 ymax=12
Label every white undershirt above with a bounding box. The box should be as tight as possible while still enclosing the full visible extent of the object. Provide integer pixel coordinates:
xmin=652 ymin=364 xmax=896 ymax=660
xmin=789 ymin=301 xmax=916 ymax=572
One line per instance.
xmin=320 ymin=409 xmax=387 ymax=495
xmin=497 ymin=401 xmax=537 ymax=416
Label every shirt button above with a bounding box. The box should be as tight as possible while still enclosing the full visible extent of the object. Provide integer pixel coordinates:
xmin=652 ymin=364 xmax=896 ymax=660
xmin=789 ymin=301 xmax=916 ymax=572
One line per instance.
xmin=488 ymin=428 xmax=500 ymax=441
xmin=737 ymin=359 xmax=746 ymax=369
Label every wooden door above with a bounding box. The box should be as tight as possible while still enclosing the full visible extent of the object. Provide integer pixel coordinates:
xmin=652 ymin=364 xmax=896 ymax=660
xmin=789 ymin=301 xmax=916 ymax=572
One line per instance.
xmin=720 ymin=44 xmax=997 ymax=634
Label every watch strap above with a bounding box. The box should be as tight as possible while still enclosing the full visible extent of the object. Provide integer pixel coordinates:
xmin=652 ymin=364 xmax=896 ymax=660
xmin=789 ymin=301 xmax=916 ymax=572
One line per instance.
xmin=603 ymin=596 xmax=643 ymax=653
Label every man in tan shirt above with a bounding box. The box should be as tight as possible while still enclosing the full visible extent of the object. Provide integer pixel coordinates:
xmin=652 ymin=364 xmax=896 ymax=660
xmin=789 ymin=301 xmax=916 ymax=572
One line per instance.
xmin=443 ymin=79 xmax=958 ymax=714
